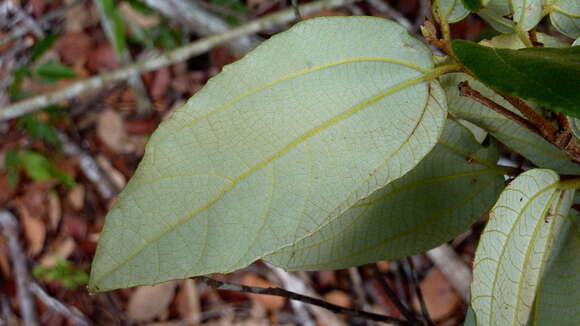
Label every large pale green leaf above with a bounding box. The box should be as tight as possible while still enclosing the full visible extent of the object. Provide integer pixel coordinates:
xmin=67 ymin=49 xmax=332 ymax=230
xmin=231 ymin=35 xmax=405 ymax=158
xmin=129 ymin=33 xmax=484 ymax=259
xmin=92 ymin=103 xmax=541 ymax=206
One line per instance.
xmin=88 ymin=17 xmax=447 ymax=292
xmin=548 ymin=0 xmax=580 ymax=39
xmin=440 ymin=72 xmax=580 ymax=175
xmin=433 ymin=0 xmax=470 ymax=23
xmin=471 ymin=169 xmax=574 ymax=326
xmin=451 ymin=40 xmax=580 ymax=117
xmin=264 ymin=119 xmax=505 ymax=270
xmin=531 ymin=209 xmax=580 ymax=325
xmin=511 ymin=0 xmax=543 ymax=32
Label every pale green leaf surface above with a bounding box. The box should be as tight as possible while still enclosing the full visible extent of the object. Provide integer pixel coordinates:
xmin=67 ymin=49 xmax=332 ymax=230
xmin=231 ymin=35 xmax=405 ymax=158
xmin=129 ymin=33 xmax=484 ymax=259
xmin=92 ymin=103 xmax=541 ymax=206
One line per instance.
xmin=265 ymin=119 xmax=505 ymax=270
xmin=531 ymin=209 xmax=580 ymax=325
xmin=573 ymin=36 xmax=580 ymax=46
xmin=477 ymin=0 xmax=515 ymax=33
xmin=433 ymin=0 xmax=470 ymax=23
xmin=511 ymin=0 xmax=543 ymax=31
xmin=440 ymin=73 xmax=580 ymax=175
xmin=464 ymin=306 xmax=478 ymax=326
xmin=549 ymin=0 xmax=580 ymax=39
xmin=89 ymin=17 xmax=446 ymax=292
xmin=471 ymin=169 xmax=574 ymax=326
xmin=479 ymin=32 xmax=570 ymax=49
xmin=570 ymin=117 xmax=580 ymax=140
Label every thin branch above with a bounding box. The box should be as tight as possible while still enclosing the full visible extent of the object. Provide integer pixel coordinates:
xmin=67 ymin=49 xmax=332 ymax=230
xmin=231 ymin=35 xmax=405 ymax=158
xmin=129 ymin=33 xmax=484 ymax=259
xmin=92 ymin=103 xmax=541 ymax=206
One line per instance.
xmin=0 ymin=210 xmax=39 ymax=326
xmin=142 ymin=0 xmax=261 ymax=56
xmin=0 ymin=0 xmax=84 ymax=45
xmin=497 ymin=92 xmax=558 ymax=141
xmin=198 ymin=276 xmax=412 ymax=326
xmin=369 ymin=264 xmax=418 ymax=323
xmin=59 ymin=133 xmax=119 ymax=200
xmin=406 ymin=257 xmax=433 ymax=326
xmin=0 ymin=0 xmax=358 ymax=121
xmin=94 ymin=0 xmax=152 ymax=114
xmin=458 ymin=81 xmax=538 ymax=134
xmin=30 ymin=283 xmax=91 ymax=326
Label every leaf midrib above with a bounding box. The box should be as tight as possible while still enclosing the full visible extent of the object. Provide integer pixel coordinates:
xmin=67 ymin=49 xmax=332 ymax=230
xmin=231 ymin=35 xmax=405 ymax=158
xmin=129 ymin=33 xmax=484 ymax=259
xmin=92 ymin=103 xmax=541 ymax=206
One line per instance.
xmin=93 ymin=67 xmax=436 ymax=287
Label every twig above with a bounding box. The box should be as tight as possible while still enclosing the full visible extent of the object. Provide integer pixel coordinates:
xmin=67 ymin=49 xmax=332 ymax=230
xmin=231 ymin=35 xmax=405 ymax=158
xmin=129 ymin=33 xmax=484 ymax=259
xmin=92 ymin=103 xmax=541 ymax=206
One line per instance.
xmin=267 ymin=264 xmax=343 ymax=326
xmin=369 ymin=264 xmax=418 ymax=323
xmin=498 ymin=92 xmax=558 ymax=141
xmin=0 ymin=0 xmax=358 ymax=121
xmin=406 ymin=258 xmax=433 ymax=326
xmin=94 ymin=0 xmax=152 ymax=114
xmin=142 ymin=0 xmax=261 ymax=56
xmin=30 ymin=283 xmax=91 ymax=326
xmin=366 ymin=0 xmax=412 ymax=30
xmin=0 ymin=0 xmax=84 ymax=45
xmin=413 ymin=0 xmax=431 ymax=33
xmin=198 ymin=276 xmax=412 ymax=325
xmin=348 ymin=267 xmax=370 ymax=310
xmin=426 ymin=244 xmax=471 ymax=301
xmin=58 ymin=133 xmax=119 ymax=200
xmin=458 ymin=81 xmax=538 ymax=134
xmin=0 ymin=210 xmax=39 ymax=326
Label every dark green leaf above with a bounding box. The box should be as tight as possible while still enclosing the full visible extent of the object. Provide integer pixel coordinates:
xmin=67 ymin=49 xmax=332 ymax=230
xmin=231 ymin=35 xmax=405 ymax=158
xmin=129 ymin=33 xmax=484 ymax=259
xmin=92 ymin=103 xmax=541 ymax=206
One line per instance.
xmin=4 ymin=151 xmax=21 ymax=187
xmin=452 ymin=40 xmax=580 ymax=117
xmin=9 ymin=66 xmax=31 ymax=100
xmin=31 ymin=34 xmax=58 ymax=61
xmin=35 ymin=61 xmax=77 ymax=80
xmin=461 ymin=0 xmax=483 ymax=11
xmin=17 ymin=115 xmax=59 ymax=146
xmin=17 ymin=151 xmax=75 ymax=186
xmin=125 ymin=0 xmax=154 ymax=15
xmin=99 ymin=0 xmax=116 ymax=16
xmin=111 ymin=9 xmax=127 ymax=54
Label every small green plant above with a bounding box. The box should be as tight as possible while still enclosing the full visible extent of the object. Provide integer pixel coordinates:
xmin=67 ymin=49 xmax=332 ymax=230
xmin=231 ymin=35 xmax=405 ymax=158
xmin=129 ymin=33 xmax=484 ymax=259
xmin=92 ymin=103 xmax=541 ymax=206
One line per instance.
xmin=33 ymin=260 xmax=90 ymax=290
xmin=90 ymin=0 xmax=580 ymax=324
xmin=5 ymin=150 xmax=75 ymax=187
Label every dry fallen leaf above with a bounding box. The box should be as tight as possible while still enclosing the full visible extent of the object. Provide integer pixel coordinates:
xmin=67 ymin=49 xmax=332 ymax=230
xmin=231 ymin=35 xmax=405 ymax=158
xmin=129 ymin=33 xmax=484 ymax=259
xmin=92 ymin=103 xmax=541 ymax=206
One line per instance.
xmin=323 ymin=290 xmax=352 ymax=308
xmin=176 ymin=279 xmax=201 ymax=325
xmin=119 ymin=2 xmax=160 ymax=28
xmin=128 ymin=281 xmax=178 ymax=322
xmin=67 ymin=184 xmax=85 ymax=211
xmin=412 ymin=268 xmax=462 ymax=322
xmin=47 ymin=191 xmax=61 ymax=231
xmin=16 ymin=200 xmax=46 ymax=256
xmin=97 ymin=109 xmax=128 ymax=154
xmin=38 ymin=237 xmax=76 ymax=267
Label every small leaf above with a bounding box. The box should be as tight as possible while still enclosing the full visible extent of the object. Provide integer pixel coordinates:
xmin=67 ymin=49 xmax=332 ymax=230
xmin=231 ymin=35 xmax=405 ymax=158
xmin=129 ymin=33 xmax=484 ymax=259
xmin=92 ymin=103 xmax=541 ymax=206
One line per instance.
xmin=532 ymin=209 xmax=580 ymax=324
xmin=471 ymin=169 xmax=574 ymax=325
xmin=31 ymin=34 xmax=58 ymax=61
xmin=17 ymin=114 xmax=60 ymax=146
xmin=17 ymin=151 xmax=75 ymax=186
xmin=452 ymin=40 xmax=580 ymax=117
xmin=89 ymin=17 xmax=447 ymax=292
xmin=35 ymin=61 xmax=78 ymax=80
xmin=548 ymin=0 xmax=580 ymax=39
xmin=441 ymin=72 xmax=580 ymax=175
xmin=461 ymin=0 xmax=483 ymax=12
xmin=265 ymin=119 xmax=505 ymax=270
xmin=433 ymin=0 xmax=470 ymax=23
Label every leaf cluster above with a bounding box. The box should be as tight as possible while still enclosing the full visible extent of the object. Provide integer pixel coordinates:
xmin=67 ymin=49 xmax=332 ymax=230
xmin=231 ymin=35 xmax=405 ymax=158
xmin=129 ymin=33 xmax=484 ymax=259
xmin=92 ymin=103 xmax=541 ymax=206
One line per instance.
xmin=89 ymin=1 xmax=580 ymax=325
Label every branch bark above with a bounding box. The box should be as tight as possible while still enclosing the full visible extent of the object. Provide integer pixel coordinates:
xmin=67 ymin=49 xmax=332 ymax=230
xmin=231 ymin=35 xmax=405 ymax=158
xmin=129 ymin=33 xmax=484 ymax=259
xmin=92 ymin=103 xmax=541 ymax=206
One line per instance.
xmin=198 ymin=276 xmax=413 ymax=325
xmin=143 ymin=0 xmax=261 ymax=56
xmin=0 ymin=210 xmax=39 ymax=326
xmin=0 ymin=0 xmax=358 ymax=121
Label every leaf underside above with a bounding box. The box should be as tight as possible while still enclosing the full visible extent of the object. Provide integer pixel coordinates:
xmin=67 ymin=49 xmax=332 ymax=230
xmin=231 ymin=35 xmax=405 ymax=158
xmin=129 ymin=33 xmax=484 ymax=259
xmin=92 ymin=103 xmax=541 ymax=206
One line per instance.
xmin=549 ymin=0 xmax=580 ymax=39
xmin=89 ymin=17 xmax=446 ymax=292
xmin=471 ymin=169 xmax=574 ymax=325
xmin=452 ymin=40 xmax=580 ymax=118
xmin=265 ymin=118 xmax=505 ymax=270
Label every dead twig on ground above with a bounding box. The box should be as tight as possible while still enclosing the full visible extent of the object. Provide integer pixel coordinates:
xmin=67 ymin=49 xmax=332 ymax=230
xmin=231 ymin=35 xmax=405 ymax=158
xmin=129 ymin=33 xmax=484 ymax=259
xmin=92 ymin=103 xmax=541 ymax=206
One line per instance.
xmin=0 ymin=0 xmax=359 ymax=121
xmin=198 ymin=276 xmax=413 ymax=326
xmin=0 ymin=210 xmax=39 ymax=326
xmin=30 ymin=283 xmax=91 ymax=326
